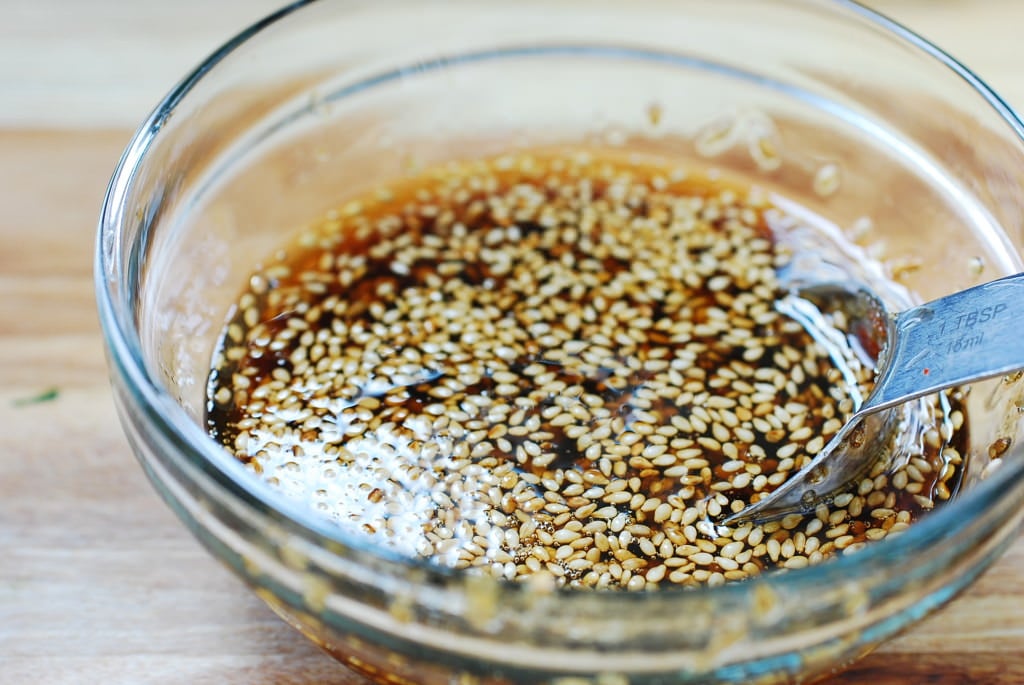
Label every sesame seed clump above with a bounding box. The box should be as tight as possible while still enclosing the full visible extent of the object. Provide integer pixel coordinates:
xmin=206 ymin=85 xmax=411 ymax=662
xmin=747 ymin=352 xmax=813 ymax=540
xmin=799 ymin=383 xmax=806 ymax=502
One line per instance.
xmin=207 ymin=151 xmax=965 ymax=590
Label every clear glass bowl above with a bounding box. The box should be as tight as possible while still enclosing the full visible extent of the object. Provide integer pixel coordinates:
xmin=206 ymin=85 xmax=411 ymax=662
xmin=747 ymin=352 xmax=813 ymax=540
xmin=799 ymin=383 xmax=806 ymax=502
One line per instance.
xmin=96 ymin=1 xmax=1024 ymax=683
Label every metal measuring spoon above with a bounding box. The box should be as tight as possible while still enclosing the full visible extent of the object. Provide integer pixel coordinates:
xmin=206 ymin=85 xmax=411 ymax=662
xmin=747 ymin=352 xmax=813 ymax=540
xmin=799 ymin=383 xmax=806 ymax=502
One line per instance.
xmin=721 ymin=271 xmax=1024 ymax=525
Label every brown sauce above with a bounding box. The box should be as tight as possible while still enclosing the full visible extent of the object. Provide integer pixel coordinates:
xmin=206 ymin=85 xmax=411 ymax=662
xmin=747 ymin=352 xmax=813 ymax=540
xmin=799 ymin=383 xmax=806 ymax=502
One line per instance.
xmin=206 ymin=150 xmax=966 ymax=589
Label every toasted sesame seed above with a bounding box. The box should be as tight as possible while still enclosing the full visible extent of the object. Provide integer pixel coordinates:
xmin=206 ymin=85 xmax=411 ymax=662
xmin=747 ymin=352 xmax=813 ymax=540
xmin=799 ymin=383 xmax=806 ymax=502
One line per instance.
xmin=208 ymin=150 xmax=968 ymax=591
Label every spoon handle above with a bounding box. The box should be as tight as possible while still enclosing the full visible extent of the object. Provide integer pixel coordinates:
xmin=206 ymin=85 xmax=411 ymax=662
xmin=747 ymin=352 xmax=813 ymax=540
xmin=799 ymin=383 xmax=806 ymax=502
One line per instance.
xmin=865 ymin=271 xmax=1024 ymax=412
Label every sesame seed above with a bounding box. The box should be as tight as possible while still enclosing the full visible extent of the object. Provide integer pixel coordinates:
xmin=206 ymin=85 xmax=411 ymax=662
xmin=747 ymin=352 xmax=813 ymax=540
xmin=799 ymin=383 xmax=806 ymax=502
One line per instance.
xmin=207 ymin=150 xmax=969 ymax=591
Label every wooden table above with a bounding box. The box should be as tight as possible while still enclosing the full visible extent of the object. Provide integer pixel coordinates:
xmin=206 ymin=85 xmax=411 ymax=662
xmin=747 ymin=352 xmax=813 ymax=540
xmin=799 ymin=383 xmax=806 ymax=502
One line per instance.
xmin=2 ymin=2 xmax=1022 ymax=683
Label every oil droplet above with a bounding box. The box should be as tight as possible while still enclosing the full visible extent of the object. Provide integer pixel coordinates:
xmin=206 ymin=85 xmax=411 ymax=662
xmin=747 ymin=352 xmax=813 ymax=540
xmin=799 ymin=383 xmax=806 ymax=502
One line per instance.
xmin=888 ymin=256 xmax=923 ymax=281
xmin=848 ymin=216 xmax=873 ymax=243
xmin=813 ymin=163 xmax=841 ymax=197
xmin=388 ymin=592 xmax=415 ymax=623
xmin=750 ymin=133 xmax=782 ymax=172
xmin=745 ymin=111 xmax=783 ymax=172
xmin=302 ymin=574 xmax=331 ymax=614
xmin=969 ymin=256 xmax=985 ymax=277
xmin=604 ymin=126 xmax=627 ymax=147
xmin=695 ymin=113 xmax=740 ymax=157
xmin=988 ymin=436 xmax=1011 ymax=459
xmin=646 ymin=101 xmax=664 ymax=127
xmin=849 ymin=422 xmax=866 ymax=448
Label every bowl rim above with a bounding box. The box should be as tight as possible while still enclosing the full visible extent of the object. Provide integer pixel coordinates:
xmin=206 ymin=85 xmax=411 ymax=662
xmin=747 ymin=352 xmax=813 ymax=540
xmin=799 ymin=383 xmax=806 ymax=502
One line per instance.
xmin=95 ymin=0 xmax=1024 ymax=606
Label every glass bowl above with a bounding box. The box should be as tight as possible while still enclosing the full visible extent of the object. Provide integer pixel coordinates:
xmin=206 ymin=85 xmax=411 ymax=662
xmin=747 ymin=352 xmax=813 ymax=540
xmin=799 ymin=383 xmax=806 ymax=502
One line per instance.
xmin=95 ymin=1 xmax=1024 ymax=683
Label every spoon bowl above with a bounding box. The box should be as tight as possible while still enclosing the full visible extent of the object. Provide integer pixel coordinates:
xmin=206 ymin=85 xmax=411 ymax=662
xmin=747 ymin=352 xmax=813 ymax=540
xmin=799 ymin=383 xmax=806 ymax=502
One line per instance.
xmin=723 ymin=272 xmax=1024 ymax=525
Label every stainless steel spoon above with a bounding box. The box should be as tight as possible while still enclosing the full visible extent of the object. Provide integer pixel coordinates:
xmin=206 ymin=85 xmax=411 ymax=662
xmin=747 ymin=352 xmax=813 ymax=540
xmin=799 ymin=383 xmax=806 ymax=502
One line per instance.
xmin=721 ymin=271 xmax=1024 ymax=525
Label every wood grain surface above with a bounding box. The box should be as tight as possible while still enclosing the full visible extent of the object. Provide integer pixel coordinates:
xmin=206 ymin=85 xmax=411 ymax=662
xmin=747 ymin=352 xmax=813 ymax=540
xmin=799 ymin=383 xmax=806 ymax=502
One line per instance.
xmin=2 ymin=2 xmax=1022 ymax=683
